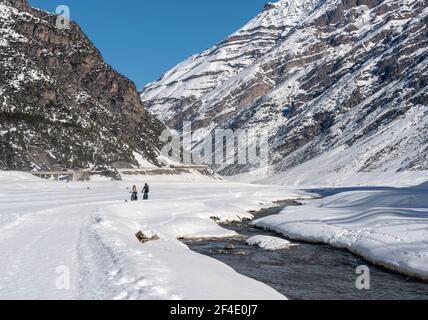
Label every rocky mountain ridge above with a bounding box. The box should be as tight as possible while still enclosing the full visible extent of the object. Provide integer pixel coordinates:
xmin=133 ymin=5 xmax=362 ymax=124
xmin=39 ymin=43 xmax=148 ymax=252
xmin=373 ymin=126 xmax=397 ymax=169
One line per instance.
xmin=141 ymin=0 xmax=428 ymax=181
xmin=0 ymin=0 xmax=166 ymax=171
xmin=141 ymin=0 xmax=320 ymax=138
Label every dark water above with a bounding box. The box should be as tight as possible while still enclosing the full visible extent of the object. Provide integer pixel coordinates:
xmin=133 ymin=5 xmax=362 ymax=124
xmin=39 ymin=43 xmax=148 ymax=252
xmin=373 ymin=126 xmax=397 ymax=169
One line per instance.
xmin=183 ymin=201 xmax=428 ymax=300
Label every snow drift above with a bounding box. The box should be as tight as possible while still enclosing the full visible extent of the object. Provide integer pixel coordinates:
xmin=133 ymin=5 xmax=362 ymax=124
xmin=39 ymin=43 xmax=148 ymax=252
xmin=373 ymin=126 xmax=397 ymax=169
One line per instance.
xmin=254 ymin=182 xmax=428 ymax=280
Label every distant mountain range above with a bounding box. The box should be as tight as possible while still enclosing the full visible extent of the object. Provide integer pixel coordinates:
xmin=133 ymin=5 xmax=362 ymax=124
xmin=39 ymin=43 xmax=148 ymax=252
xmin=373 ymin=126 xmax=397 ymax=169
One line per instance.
xmin=141 ymin=0 xmax=428 ymax=183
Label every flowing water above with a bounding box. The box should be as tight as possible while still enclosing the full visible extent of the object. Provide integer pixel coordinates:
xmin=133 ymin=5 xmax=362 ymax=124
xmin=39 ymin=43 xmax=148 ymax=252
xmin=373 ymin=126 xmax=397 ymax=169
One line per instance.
xmin=183 ymin=201 xmax=428 ymax=300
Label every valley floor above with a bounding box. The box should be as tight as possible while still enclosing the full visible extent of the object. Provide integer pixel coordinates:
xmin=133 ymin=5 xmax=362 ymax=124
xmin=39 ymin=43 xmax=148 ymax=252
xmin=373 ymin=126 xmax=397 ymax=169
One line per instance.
xmin=1 ymin=172 xmax=427 ymax=300
xmin=0 ymin=172 xmax=309 ymax=300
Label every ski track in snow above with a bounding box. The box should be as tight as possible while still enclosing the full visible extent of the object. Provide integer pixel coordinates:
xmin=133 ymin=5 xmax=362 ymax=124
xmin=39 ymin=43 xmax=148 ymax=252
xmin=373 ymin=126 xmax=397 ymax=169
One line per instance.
xmin=0 ymin=172 xmax=308 ymax=300
xmin=3 ymin=171 xmax=426 ymax=298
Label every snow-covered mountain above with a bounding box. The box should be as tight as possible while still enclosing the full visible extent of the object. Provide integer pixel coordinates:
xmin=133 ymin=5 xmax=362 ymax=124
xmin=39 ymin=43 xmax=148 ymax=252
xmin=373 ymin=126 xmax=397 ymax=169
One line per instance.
xmin=0 ymin=0 xmax=166 ymax=172
xmin=141 ymin=0 xmax=428 ymax=183
xmin=141 ymin=0 xmax=320 ymax=134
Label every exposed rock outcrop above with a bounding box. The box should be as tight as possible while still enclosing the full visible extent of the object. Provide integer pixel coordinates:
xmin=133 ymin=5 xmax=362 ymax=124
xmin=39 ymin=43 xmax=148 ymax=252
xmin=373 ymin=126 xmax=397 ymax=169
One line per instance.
xmin=0 ymin=0 xmax=167 ymax=171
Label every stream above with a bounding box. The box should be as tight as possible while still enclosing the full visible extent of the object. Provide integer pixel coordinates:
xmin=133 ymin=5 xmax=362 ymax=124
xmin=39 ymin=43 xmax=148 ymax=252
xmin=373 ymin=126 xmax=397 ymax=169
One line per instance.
xmin=183 ymin=200 xmax=428 ymax=300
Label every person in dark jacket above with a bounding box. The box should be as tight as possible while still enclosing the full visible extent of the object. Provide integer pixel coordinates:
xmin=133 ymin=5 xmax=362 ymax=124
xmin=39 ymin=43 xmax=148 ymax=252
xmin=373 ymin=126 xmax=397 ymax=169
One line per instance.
xmin=142 ymin=183 xmax=149 ymax=200
xmin=131 ymin=185 xmax=138 ymax=202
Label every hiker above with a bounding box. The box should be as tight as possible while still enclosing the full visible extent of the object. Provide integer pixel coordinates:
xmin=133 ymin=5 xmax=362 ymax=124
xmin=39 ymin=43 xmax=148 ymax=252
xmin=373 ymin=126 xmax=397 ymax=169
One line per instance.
xmin=131 ymin=185 xmax=138 ymax=202
xmin=142 ymin=183 xmax=149 ymax=200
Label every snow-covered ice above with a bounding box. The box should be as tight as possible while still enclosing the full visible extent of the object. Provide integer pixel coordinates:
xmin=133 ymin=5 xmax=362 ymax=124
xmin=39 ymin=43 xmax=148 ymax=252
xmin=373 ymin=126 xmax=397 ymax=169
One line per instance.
xmin=254 ymin=183 xmax=428 ymax=281
xmin=246 ymin=236 xmax=298 ymax=251
xmin=0 ymin=171 xmax=309 ymax=300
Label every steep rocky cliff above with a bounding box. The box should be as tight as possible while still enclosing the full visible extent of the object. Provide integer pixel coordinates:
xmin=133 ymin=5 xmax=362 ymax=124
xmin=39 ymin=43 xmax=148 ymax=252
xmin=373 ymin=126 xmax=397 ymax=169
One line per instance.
xmin=141 ymin=0 xmax=428 ymax=181
xmin=0 ymin=0 xmax=166 ymax=171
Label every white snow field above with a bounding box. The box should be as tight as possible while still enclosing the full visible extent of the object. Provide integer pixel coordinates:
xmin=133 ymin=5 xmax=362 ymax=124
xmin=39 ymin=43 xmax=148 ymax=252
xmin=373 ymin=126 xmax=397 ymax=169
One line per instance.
xmin=254 ymin=182 xmax=428 ymax=281
xmin=0 ymin=171 xmax=310 ymax=300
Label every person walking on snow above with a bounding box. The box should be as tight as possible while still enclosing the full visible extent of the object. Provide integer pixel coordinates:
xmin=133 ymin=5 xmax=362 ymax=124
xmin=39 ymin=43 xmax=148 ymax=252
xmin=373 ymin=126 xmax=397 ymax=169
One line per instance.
xmin=131 ymin=185 xmax=138 ymax=202
xmin=142 ymin=183 xmax=149 ymax=200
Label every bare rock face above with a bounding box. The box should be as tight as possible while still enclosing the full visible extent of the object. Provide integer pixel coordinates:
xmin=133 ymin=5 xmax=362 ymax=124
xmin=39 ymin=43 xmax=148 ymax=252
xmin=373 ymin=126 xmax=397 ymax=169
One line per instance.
xmin=135 ymin=231 xmax=160 ymax=243
xmin=141 ymin=0 xmax=428 ymax=180
xmin=0 ymin=0 xmax=166 ymax=171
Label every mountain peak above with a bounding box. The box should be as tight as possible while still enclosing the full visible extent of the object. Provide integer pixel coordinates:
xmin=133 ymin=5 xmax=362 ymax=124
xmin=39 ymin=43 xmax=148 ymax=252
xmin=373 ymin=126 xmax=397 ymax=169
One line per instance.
xmin=141 ymin=0 xmax=428 ymax=180
xmin=141 ymin=0 xmax=319 ymax=124
xmin=263 ymin=2 xmax=278 ymax=11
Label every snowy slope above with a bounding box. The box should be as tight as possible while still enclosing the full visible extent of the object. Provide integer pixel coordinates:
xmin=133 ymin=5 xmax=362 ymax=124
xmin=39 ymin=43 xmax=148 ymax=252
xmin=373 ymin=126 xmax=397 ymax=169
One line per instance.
xmin=0 ymin=171 xmax=310 ymax=300
xmin=141 ymin=0 xmax=428 ymax=186
xmin=141 ymin=0 xmax=319 ymax=130
xmin=254 ymin=183 xmax=428 ymax=280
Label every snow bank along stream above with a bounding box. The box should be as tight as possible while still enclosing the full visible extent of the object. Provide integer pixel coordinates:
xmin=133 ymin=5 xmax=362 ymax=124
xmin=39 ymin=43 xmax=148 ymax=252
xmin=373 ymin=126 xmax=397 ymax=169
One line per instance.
xmin=0 ymin=172 xmax=309 ymax=300
xmin=1 ymin=171 xmax=427 ymax=300
xmin=184 ymin=201 xmax=428 ymax=300
xmin=254 ymin=184 xmax=428 ymax=282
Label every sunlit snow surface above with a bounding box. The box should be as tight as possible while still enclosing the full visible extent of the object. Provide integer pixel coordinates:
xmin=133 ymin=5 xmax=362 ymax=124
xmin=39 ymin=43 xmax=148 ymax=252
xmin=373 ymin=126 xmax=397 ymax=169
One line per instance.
xmin=254 ymin=183 xmax=428 ymax=281
xmin=246 ymin=235 xmax=298 ymax=251
xmin=0 ymin=171 xmax=311 ymax=300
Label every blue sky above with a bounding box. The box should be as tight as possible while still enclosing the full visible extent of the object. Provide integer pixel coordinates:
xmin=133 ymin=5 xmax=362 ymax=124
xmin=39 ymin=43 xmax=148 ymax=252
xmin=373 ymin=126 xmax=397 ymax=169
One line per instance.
xmin=28 ymin=0 xmax=268 ymax=89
